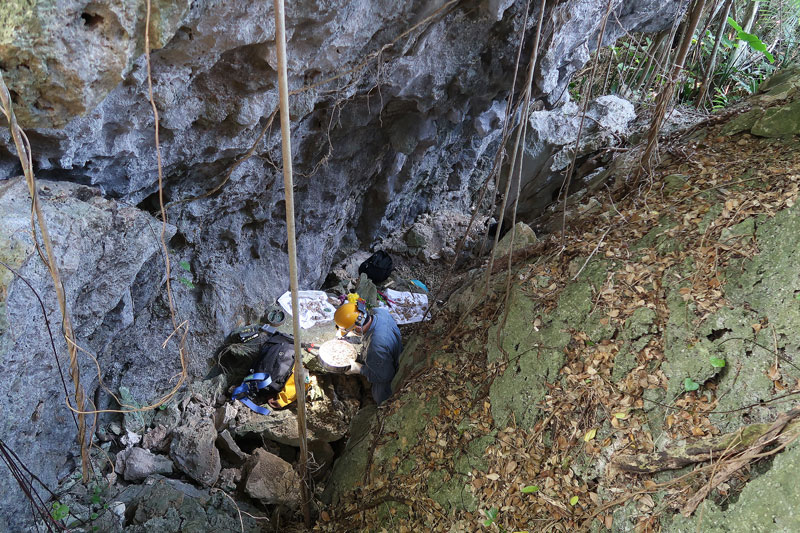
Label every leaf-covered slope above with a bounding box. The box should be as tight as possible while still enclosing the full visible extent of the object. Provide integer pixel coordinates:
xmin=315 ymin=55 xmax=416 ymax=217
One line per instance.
xmin=318 ymin=79 xmax=800 ymax=532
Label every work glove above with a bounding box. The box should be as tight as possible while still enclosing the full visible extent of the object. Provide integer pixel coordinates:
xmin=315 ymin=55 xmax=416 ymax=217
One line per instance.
xmin=346 ymin=361 xmax=362 ymax=375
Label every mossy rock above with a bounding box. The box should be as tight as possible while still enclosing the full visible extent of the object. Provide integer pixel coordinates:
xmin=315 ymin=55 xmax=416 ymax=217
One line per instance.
xmin=374 ymin=395 xmax=441 ymax=466
xmin=631 ymin=217 xmax=681 ymax=254
xmin=321 ymin=404 xmax=378 ymax=505
xmin=376 ymin=501 xmax=411 ymax=523
xmin=612 ymin=307 xmax=657 ymax=382
xmin=720 ymin=108 xmax=764 ymax=136
xmin=665 ymin=440 xmax=800 ymax=533
xmin=488 ymin=287 xmax=570 ymax=429
xmin=757 ymin=66 xmax=800 ymax=95
xmin=490 ymin=260 xmax=612 ymax=430
xmin=427 ymin=469 xmax=476 ymax=514
xmin=663 ymin=174 xmax=689 ymax=194
xmin=751 ymin=100 xmax=800 ymax=137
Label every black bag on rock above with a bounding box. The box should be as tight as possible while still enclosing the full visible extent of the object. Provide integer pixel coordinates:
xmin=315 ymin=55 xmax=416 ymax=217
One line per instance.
xmin=358 ymin=250 xmax=393 ymax=284
xmin=254 ymin=333 xmax=295 ymax=393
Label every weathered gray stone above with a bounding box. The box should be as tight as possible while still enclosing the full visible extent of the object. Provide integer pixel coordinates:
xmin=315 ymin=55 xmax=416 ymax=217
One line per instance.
xmin=142 ymin=424 xmax=171 ymax=453
xmin=501 ymin=95 xmax=636 ymax=223
xmin=116 ymin=446 xmax=174 ymax=482
xmin=169 ymin=415 xmax=221 ymax=487
xmin=214 ymin=403 xmax=238 ymax=431
xmin=0 ymin=178 xmax=179 ymax=530
xmin=217 ymin=468 xmax=242 ymax=493
xmin=0 ymin=0 xmax=686 ymax=525
xmin=242 ymin=448 xmax=301 ymax=506
xmin=216 ymin=429 xmax=248 ymax=466
xmin=118 ymin=477 xmax=262 ymax=533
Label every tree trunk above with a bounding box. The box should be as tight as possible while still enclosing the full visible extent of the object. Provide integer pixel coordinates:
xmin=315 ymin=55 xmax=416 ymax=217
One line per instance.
xmin=694 ymin=0 xmax=734 ymax=107
xmin=636 ymin=0 xmax=708 ymax=180
xmin=635 ymin=30 xmax=667 ymax=93
xmin=641 ymin=23 xmax=679 ymax=94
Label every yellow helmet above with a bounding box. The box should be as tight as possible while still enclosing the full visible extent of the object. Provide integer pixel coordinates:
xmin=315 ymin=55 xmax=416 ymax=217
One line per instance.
xmin=334 ymin=301 xmax=367 ymax=329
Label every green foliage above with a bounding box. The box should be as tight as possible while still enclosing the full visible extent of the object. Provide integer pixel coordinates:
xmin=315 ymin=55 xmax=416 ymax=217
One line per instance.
xmin=709 ymin=356 xmax=726 ymax=368
xmin=727 ymin=17 xmax=775 ymax=63
xmin=50 ymin=501 xmax=69 ymax=521
xmin=89 ymin=485 xmax=103 ymax=506
xmin=177 ymin=259 xmax=195 ymax=288
xmin=483 ymin=507 xmax=499 ymax=527
xmin=712 ymin=87 xmax=730 ymax=111
xmin=569 ymin=495 xmax=579 ymax=506
xmin=521 ymin=485 xmax=539 ymax=494
xmin=684 ymin=377 xmax=700 ymax=391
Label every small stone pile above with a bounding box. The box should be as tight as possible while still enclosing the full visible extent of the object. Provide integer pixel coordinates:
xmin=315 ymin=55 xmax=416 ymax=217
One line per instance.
xmin=47 ymin=359 xmax=361 ymax=530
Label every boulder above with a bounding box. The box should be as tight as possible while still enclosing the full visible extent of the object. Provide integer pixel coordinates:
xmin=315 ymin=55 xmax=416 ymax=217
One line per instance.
xmin=501 ymin=95 xmax=636 ymax=222
xmin=242 ymin=448 xmax=301 ymax=506
xmin=218 ymin=468 xmax=242 ymax=493
xmin=751 ymin=100 xmax=800 ymax=137
xmin=493 ymin=222 xmax=537 ymax=257
xmin=116 ymin=447 xmax=174 ymax=482
xmin=214 ymin=403 xmax=239 ymax=431
xmin=0 ymin=178 xmax=177 ymax=530
xmin=169 ymin=415 xmax=221 ymax=487
xmin=119 ymin=477 xmax=262 ymax=532
xmin=308 ymin=440 xmax=336 ymax=480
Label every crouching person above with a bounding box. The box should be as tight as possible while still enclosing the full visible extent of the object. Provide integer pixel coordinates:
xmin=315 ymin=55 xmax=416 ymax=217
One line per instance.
xmin=334 ymin=300 xmax=402 ymax=405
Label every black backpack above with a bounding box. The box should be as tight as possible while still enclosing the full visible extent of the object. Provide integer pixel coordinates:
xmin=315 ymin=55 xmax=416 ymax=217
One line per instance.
xmin=358 ymin=250 xmax=393 ymax=284
xmin=254 ymin=333 xmax=295 ymax=393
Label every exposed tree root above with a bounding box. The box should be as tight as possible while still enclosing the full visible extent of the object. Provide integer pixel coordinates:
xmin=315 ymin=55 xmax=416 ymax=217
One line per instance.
xmin=611 ymin=412 xmax=800 ymax=475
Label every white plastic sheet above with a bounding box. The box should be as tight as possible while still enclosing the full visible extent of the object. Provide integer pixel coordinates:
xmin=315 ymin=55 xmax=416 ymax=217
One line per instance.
xmin=382 ymin=289 xmax=429 ymax=325
xmin=277 ymin=290 xmax=337 ymax=329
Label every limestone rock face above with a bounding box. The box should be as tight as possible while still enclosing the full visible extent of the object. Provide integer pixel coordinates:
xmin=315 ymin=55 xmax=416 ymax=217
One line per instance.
xmin=0 ymin=0 xmax=188 ymax=128
xmin=501 ymin=95 xmax=636 ymax=223
xmin=0 ymin=178 xmax=178 ymax=531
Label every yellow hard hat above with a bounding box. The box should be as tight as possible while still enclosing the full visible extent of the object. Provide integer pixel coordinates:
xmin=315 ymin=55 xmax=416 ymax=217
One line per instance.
xmin=334 ymin=301 xmax=366 ymax=329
